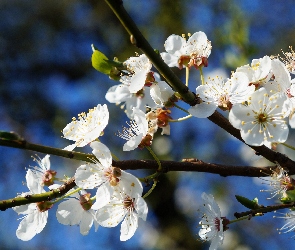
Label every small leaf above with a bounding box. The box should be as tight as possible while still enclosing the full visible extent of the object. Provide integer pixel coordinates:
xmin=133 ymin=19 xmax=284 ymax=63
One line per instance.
xmin=285 ymin=190 xmax=295 ymax=202
xmin=91 ymin=48 xmax=112 ymax=75
xmin=0 ymin=131 xmax=21 ymax=141
xmin=235 ymin=195 xmax=260 ymax=209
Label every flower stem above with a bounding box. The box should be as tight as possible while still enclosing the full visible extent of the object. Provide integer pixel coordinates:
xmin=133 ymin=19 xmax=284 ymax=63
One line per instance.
xmin=173 ymin=104 xmax=190 ymax=114
xmin=111 ymin=152 xmax=120 ymax=161
xmin=146 ymin=146 xmax=162 ymax=172
xmin=52 ymin=187 xmax=82 ymax=204
xmin=281 ymin=143 xmax=295 ymax=151
xmin=142 ymin=179 xmax=158 ymax=199
xmin=186 ymin=66 xmax=189 ymax=87
xmin=199 ymin=67 xmax=205 ymax=85
xmin=138 ymin=147 xmax=163 ymax=183
xmin=229 ymin=215 xmax=252 ymax=224
xmin=169 ymin=114 xmax=192 ymax=122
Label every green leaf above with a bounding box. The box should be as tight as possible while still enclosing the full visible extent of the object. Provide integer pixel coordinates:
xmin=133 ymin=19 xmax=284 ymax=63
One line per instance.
xmin=235 ymin=195 xmax=260 ymax=209
xmin=285 ymin=190 xmax=295 ymax=202
xmin=91 ymin=48 xmax=112 ymax=75
xmin=0 ymin=131 xmax=22 ymax=141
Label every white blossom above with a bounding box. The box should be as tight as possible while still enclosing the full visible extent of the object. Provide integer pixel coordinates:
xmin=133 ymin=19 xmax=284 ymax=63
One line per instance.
xmin=276 ymin=211 xmax=295 ymax=236
xmin=63 ymin=104 xmax=109 ymax=151
xmin=96 ymin=189 xmax=148 ymax=241
xmin=124 ymin=54 xmax=153 ymax=93
xmin=56 ymin=191 xmax=99 ymax=235
xmin=105 ymin=83 xmax=157 ymax=119
xmin=13 ymin=170 xmax=50 ymax=241
xmin=280 ymin=46 xmax=295 ymax=74
xmin=161 ymin=31 xmax=211 ymax=69
xmin=236 ymin=55 xmax=272 ymax=86
xmin=149 ymin=81 xmax=174 ymax=106
xmin=197 ymin=192 xmax=227 ymax=250
xmin=75 ymin=141 xmax=143 ymax=209
xmin=117 ymin=108 xmax=150 ymax=151
xmin=28 ymin=154 xmax=57 ymax=187
xmin=264 ymin=59 xmax=295 ymax=128
xmin=189 ymin=72 xmax=254 ymax=118
xmin=146 ymin=108 xmax=171 ymax=136
xmin=260 ymin=165 xmax=294 ymax=199
xmin=229 ymin=87 xmax=291 ymax=146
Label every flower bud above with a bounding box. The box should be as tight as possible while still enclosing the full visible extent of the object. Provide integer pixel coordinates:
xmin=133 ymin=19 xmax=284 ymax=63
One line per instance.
xmin=37 ymin=201 xmax=53 ymax=212
xmin=79 ymin=193 xmax=93 ymax=211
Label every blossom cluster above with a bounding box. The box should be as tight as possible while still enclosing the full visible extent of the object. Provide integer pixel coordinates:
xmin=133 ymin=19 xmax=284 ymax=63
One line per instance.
xmin=11 ymin=29 xmax=295 ymax=250
xmin=13 ymin=102 xmax=148 ymax=241
xmin=189 ymin=56 xmax=295 ymax=147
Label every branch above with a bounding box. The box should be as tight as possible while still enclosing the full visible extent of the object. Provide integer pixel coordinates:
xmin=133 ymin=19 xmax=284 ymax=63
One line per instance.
xmin=103 ymin=0 xmax=197 ymax=106
xmin=0 ymin=137 xmax=94 ymax=162
xmin=0 ymin=177 xmax=76 ymax=211
xmin=207 ymin=111 xmax=295 ymax=172
xmin=113 ymin=158 xmax=277 ymax=177
xmin=1 ymin=134 xmax=294 ymax=176
xmin=234 ymin=202 xmax=295 ymax=219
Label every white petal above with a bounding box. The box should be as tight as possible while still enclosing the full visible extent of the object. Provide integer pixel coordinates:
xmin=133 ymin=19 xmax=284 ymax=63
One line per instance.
xmin=16 ymin=210 xmax=47 ymax=241
xmin=92 ymin=184 xmax=113 ymax=210
xmin=120 ymin=212 xmax=138 ymax=241
xmin=120 ymin=171 xmax=143 ymax=196
xmin=164 ymin=34 xmax=186 ymax=56
xmin=240 ymin=125 xmax=264 ymax=146
xmin=135 ymin=196 xmax=148 ymax=221
xmin=63 ymin=144 xmax=77 ymax=151
xmin=96 ymin=204 xmax=125 ymax=228
xmin=160 ymin=52 xmax=180 ymax=68
xmin=265 ymin=121 xmax=289 ymax=143
xmin=209 ymin=231 xmax=224 ymax=250
xmin=79 ymin=211 xmax=94 ymax=235
xmin=56 ymin=199 xmax=83 ymax=226
xmin=133 ymin=108 xmax=149 ymax=134
xmin=188 ymin=102 xmax=217 ymax=118
xmin=289 ymin=114 xmax=295 ymax=128
xmin=75 ymin=164 xmax=105 ymax=189
xmin=13 ymin=203 xmax=32 ymax=215
xmin=229 ymin=105 xmax=254 ymax=129
xmin=271 ymin=59 xmax=291 ymax=90
xmin=186 ymin=31 xmax=210 ymax=57
xmin=129 ymin=70 xmax=148 ymax=93
xmin=90 ymin=141 xmax=112 ymax=168
xmin=105 ymin=84 xmax=131 ymax=103
xmin=40 ymin=155 xmax=50 ymax=171
xmin=123 ymin=134 xmax=144 ymax=151
xmin=26 ymin=169 xmax=43 ymax=194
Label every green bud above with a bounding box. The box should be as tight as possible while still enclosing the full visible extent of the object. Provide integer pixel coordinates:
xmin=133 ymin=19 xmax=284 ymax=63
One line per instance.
xmin=235 ymin=195 xmax=261 ymax=209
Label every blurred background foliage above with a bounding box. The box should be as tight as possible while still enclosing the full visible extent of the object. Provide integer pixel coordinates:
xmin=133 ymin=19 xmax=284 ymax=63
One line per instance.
xmin=0 ymin=0 xmax=294 ymax=249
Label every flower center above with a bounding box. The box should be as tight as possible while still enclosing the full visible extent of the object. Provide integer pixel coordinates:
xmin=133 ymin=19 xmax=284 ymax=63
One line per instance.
xmin=218 ymin=95 xmax=232 ymax=111
xmin=257 ymin=113 xmax=267 ymax=123
xmin=42 ymin=170 xmax=57 ymax=186
xmin=135 ymin=89 xmax=145 ymax=99
xmin=104 ymin=167 xmax=122 ymax=186
xmin=123 ymin=196 xmax=135 ymax=212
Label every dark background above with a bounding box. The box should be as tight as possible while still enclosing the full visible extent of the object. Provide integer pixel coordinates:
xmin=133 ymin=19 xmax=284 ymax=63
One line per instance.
xmin=0 ymin=0 xmax=294 ymax=249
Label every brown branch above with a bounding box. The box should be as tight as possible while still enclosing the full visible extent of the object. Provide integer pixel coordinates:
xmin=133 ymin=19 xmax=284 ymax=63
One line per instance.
xmin=0 ymin=134 xmax=292 ymax=177
xmin=208 ymin=111 xmax=295 ymax=172
xmin=0 ymin=177 xmax=76 ymax=211
xmin=234 ymin=202 xmax=295 ymax=219
xmin=113 ymin=158 xmax=278 ymax=177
